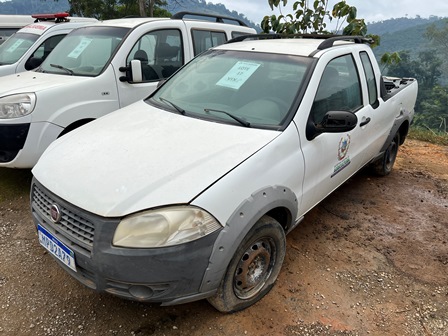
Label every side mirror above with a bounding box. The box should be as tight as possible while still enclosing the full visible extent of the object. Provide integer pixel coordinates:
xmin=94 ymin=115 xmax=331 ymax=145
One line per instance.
xmin=321 ymin=110 xmax=358 ymax=131
xmin=118 ymin=59 xmax=143 ymax=83
xmin=130 ymin=59 xmax=143 ymax=83
xmin=25 ymin=57 xmax=43 ymax=71
xmin=306 ymin=111 xmax=358 ymax=140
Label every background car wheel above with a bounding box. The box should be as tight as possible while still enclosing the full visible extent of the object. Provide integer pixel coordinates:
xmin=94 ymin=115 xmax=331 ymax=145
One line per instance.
xmin=207 ymin=215 xmax=286 ymax=313
xmin=372 ymin=132 xmax=400 ymax=176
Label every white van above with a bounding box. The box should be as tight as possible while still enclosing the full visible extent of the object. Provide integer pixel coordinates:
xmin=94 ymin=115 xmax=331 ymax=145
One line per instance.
xmin=0 ymin=12 xmax=255 ymax=168
xmin=0 ymin=14 xmax=35 ymax=44
xmin=0 ymin=13 xmax=97 ymax=76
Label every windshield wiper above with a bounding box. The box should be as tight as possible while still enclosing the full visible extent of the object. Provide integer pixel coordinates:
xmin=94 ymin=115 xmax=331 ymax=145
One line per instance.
xmin=159 ymin=97 xmax=186 ymax=115
xmin=50 ymin=63 xmax=74 ymax=75
xmin=204 ymin=108 xmax=251 ymax=127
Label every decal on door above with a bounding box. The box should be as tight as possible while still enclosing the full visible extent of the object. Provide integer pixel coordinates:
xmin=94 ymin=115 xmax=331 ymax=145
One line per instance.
xmin=332 ymin=134 xmax=351 ymax=178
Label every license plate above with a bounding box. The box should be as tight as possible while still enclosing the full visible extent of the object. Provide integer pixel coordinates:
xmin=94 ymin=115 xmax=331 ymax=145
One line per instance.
xmin=38 ymin=224 xmax=77 ymax=272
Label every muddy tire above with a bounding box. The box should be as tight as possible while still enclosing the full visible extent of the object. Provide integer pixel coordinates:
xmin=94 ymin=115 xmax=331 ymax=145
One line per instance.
xmin=207 ymin=215 xmax=286 ymax=313
xmin=372 ymin=132 xmax=400 ymax=176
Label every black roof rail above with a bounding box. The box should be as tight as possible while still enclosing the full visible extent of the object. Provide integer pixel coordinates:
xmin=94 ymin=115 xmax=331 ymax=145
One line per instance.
xmin=316 ymin=35 xmax=374 ymax=50
xmin=172 ymin=11 xmax=247 ymax=27
xmin=226 ymin=33 xmax=374 ymax=48
xmin=226 ymin=33 xmax=282 ymax=44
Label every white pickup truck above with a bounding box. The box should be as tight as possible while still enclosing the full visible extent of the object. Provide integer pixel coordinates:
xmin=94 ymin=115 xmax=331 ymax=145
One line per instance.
xmin=31 ymin=35 xmax=418 ymax=313
xmin=0 ymin=13 xmax=97 ymax=77
xmin=0 ymin=12 xmax=255 ymax=167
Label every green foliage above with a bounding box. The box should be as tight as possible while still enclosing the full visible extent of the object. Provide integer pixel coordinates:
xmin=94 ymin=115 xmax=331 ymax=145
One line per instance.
xmin=385 ymin=50 xmax=447 ymax=134
xmin=373 ymin=21 xmax=439 ymax=62
xmin=425 ymin=19 xmax=448 ymax=50
xmin=261 ymin=0 xmax=379 ymax=49
xmin=380 ymin=51 xmax=401 ymax=72
xmin=367 ymin=16 xmax=442 ymax=35
xmin=409 ymin=126 xmax=448 ymax=146
xmin=262 ymin=0 xmax=331 ymax=34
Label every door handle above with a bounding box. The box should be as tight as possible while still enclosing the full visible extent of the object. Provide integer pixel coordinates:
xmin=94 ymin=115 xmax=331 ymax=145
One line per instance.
xmin=360 ymin=117 xmax=371 ymax=127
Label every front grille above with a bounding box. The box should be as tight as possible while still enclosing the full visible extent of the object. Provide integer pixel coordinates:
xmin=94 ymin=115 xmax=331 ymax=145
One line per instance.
xmin=32 ymin=184 xmax=95 ymax=255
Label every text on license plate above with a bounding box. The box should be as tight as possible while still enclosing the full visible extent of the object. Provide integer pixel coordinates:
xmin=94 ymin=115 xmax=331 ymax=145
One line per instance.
xmin=38 ymin=224 xmax=77 ymax=272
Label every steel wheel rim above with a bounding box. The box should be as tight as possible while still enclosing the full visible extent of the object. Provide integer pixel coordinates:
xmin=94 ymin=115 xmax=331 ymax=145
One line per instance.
xmin=233 ymin=237 xmax=276 ymax=300
xmin=385 ymin=140 xmax=398 ymax=170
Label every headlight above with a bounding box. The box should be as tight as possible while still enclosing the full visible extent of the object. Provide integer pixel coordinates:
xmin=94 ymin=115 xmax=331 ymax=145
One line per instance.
xmin=113 ymin=206 xmax=223 ymax=248
xmin=0 ymin=93 xmax=36 ymax=119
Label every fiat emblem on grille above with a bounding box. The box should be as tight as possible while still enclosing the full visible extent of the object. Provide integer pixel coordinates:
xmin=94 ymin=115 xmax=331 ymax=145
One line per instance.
xmin=50 ymin=204 xmax=62 ymax=223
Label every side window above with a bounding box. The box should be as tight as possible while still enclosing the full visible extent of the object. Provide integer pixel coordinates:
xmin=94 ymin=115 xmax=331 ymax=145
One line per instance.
xmin=360 ymin=51 xmax=379 ymax=108
xmin=26 ymin=34 xmax=65 ymax=70
xmin=33 ymin=34 xmax=65 ymax=59
xmin=191 ymin=30 xmax=226 ymax=56
xmin=311 ymin=54 xmax=362 ymax=124
xmin=127 ymin=29 xmax=183 ymax=82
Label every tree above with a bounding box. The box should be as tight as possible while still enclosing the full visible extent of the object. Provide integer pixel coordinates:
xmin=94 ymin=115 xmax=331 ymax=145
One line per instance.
xmin=425 ymin=19 xmax=448 ymax=82
xmin=261 ymin=0 xmax=379 ymax=46
xmin=386 ymin=50 xmax=447 ymax=133
xmin=380 ymin=52 xmax=401 ymax=73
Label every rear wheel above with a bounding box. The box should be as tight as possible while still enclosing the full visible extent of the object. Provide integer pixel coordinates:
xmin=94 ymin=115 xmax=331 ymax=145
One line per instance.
xmin=372 ymin=132 xmax=400 ymax=176
xmin=207 ymin=215 xmax=286 ymax=313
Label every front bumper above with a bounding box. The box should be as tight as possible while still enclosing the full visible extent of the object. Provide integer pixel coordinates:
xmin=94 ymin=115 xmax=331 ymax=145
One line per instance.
xmin=0 ymin=123 xmax=30 ymax=163
xmin=31 ymin=179 xmax=220 ymax=305
xmin=0 ymin=121 xmax=63 ymax=168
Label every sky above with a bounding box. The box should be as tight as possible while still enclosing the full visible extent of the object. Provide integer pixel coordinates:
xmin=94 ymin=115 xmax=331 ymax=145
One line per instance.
xmin=207 ymin=0 xmax=448 ymax=26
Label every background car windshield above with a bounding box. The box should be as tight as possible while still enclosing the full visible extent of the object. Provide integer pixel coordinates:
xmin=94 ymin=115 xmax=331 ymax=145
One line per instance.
xmin=0 ymin=33 xmax=38 ymax=64
xmin=40 ymin=26 xmax=129 ymax=76
xmin=151 ymin=49 xmax=312 ymax=128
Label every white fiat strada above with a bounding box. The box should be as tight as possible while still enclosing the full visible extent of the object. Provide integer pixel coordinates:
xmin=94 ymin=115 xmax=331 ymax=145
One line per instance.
xmin=31 ymin=35 xmax=418 ymax=313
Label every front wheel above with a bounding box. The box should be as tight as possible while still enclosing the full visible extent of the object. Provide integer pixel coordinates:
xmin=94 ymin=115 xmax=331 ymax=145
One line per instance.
xmin=372 ymin=132 xmax=400 ymax=176
xmin=207 ymin=215 xmax=286 ymax=313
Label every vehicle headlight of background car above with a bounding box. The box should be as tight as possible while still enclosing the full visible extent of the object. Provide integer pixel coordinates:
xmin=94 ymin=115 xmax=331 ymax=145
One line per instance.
xmin=113 ymin=205 xmax=223 ymax=248
xmin=0 ymin=93 xmax=36 ymax=118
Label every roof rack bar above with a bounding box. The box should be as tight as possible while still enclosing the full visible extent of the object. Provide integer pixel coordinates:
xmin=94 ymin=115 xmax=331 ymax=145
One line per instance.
xmin=226 ymin=33 xmax=374 ymax=47
xmin=172 ymin=11 xmax=247 ymax=27
xmin=226 ymin=33 xmax=282 ymax=44
xmin=317 ymin=35 xmax=373 ymax=50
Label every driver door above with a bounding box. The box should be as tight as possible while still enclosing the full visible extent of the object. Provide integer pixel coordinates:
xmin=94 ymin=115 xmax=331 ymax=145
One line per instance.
xmin=299 ymin=53 xmax=372 ymax=213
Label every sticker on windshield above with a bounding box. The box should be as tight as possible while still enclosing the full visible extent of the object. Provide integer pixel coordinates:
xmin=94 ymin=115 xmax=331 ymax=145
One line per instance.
xmin=6 ymin=39 xmax=25 ymax=53
xmin=68 ymin=38 xmax=93 ymax=58
xmin=216 ymin=61 xmax=261 ymax=90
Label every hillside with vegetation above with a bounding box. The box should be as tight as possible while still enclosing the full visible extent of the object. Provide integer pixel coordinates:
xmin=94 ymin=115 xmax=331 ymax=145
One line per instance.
xmin=369 ymin=17 xmax=445 ymax=61
xmin=0 ymin=0 xmax=260 ymax=31
xmin=367 ymin=17 xmax=448 ymax=135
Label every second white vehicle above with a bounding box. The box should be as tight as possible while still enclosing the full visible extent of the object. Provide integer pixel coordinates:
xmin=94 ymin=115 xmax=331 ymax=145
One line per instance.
xmin=0 ymin=12 xmax=255 ymax=168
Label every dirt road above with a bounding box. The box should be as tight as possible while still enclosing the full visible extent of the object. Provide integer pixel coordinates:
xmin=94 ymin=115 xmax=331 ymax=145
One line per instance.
xmin=0 ymin=139 xmax=447 ymax=336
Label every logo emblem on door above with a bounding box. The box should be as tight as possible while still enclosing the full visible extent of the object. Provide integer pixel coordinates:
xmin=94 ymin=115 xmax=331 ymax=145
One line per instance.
xmin=338 ymin=134 xmax=351 ymax=160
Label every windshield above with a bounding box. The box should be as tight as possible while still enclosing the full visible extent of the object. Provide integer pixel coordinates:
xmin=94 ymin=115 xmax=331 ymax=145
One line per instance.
xmin=0 ymin=33 xmax=38 ymax=65
xmin=39 ymin=26 xmax=129 ymax=76
xmin=149 ymin=49 xmax=312 ymax=129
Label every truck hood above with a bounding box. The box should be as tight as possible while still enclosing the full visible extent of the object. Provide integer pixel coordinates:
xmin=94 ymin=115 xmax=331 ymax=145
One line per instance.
xmin=0 ymin=71 xmax=90 ymax=95
xmin=33 ymin=100 xmax=280 ymax=217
